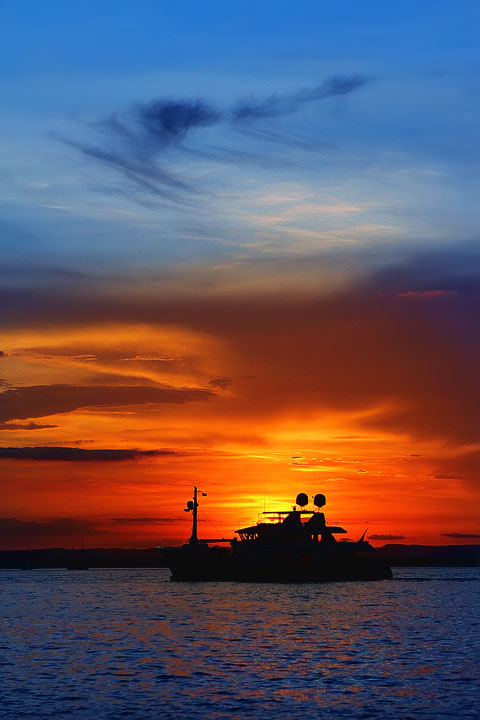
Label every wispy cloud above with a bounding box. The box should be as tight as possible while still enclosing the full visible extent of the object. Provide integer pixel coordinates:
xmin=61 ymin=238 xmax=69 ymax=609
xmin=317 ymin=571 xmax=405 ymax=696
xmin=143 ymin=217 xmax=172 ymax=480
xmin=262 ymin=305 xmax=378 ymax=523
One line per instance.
xmin=396 ymin=289 xmax=456 ymax=300
xmin=232 ymin=75 xmax=369 ymax=121
xmin=0 ymin=422 xmax=58 ymax=431
xmin=0 ymin=447 xmax=178 ymax=461
xmin=61 ymin=74 xmax=369 ymax=202
xmin=118 ymin=354 xmax=179 ymax=362
xmin=208 ymin=376 xmax=232 ymax=389
xmin=0 ymin=384 xmax=214 ymax=422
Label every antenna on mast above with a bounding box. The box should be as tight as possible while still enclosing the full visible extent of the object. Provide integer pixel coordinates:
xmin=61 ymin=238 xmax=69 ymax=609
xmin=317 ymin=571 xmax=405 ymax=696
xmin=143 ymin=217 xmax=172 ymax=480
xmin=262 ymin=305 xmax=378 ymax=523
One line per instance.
xmin=184 ymin=486 xmax=207 ymax=545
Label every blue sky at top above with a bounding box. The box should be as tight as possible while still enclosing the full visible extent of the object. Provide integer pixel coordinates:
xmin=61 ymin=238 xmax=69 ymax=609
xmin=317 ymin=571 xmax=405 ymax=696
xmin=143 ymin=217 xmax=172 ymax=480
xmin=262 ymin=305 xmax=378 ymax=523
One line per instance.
xmin=2 ymin=0 xmax=479 ymax=284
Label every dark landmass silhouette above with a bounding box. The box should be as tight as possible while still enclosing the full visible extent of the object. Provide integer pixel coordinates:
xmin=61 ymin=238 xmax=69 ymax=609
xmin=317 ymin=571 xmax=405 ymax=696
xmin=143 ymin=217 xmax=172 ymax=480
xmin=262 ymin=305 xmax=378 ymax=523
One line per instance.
xmin=374 ymin=544 xmax=480 ymax=567
xmin=0 ymin=544 xmax=478 ymax=570
xmin=0 ymin=547 xmax=166 ymax=570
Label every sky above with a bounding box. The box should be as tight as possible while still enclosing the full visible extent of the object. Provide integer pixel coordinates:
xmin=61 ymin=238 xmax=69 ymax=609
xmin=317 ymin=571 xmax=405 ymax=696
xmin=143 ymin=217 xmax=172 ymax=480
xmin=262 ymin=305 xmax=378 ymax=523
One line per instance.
xmin=1 ymin=0 xmax=479 ymax=549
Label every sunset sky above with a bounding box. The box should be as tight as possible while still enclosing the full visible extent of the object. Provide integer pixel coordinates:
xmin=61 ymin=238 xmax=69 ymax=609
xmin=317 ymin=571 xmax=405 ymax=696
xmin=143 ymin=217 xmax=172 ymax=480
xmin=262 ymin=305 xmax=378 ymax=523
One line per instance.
xmin=1 ymin=1 xmax=479 ymax=549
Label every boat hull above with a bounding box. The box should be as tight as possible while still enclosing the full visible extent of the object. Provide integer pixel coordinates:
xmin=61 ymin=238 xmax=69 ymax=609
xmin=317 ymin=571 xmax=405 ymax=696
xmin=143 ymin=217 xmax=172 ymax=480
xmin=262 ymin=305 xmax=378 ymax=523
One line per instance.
xmin=162 ymin=543 xmax=392 ymax=582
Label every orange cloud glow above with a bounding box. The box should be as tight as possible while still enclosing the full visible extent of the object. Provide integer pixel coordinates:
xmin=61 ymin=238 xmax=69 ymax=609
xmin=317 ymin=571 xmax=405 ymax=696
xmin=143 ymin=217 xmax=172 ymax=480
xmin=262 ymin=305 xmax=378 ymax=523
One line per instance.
xmin=1 ymin=250 xmax=479 ymax=549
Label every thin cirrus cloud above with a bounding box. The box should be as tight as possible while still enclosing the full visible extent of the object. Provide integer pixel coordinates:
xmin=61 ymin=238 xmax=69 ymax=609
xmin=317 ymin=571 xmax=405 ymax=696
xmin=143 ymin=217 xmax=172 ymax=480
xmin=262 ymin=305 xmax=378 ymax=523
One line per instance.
xmin=60 ymin=74 xmax=369 ymax=201
xmin=0 ymin=447 xmax=178 ymax=461
xmin=0 ymin=422 xmax=58 ymax=431
xmin=0 ymin=384 xmax=214 ymax=423
xmin=231 ymin=74 xmax=368 ymax=121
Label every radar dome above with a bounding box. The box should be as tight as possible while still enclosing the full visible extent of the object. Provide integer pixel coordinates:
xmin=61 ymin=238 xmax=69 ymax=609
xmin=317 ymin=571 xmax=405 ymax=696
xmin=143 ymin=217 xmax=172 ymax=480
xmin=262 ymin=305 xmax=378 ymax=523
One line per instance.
xmin=313 ymin=493 xmax=326 ymax=508
xmin=296 ymin=492 xmax=309 ymax=507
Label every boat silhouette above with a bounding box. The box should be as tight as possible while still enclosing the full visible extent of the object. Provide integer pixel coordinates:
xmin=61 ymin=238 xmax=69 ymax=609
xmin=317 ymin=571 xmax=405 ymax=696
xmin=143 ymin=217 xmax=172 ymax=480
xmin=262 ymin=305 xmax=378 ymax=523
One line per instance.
xmin=162 ymin=488 xmax=393 ymax=582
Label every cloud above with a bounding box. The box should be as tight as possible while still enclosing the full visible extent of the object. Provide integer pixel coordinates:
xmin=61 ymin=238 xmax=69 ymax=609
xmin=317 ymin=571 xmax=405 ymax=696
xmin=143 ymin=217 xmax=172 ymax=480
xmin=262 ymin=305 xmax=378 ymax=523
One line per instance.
xmin=111 ymin=517 xmax=179 ymax=525
xmin=118 ymin=354 xmax=179 ymax=362
xmin=62 ymin=75 xmax=369 ymax=201
xmin=428 ymin=450 xmax=480 ymax=486
xmin=0 ymin=384 xmax=213 ymax=422
xmin=396 ymin=289 xmax=456 ymax=299
xmin=334 ymin=435 xmax=364 ymax=440
xmin=290 ymin=455 xmax=366 ymax=467
xmin=0 ymin=422 xmax=58 ymax=431
xmin=21 ymin=353 xmax=97 ymax=362
xmin=368 ymin=534 xmax=406 ymax=540
xmin=0 ymin=244 xmax=479 ymax=450
xmin=232 ymin=74 xmax=369 ymax=121
xmin=66 ymin=99 xmax=222 ymax=201
xmin=60 ymin=99 xmax=222 ymax=201
xmin=442 ymin=532 xmax=480 ymax=539
xmin=0 ymin=351 xmax=7 ymax=358
xmin=0 ymin=447 xmax=179 ymax=461
xmin=137 ymin=99 xmax=220 ymax=144
xmin=61 ymin=136 xmax=190 ymax=202
xmin=0 ymin=516 xmax=97 ymax=539
xmin=208 ymin=376 xmax=232 ymax=389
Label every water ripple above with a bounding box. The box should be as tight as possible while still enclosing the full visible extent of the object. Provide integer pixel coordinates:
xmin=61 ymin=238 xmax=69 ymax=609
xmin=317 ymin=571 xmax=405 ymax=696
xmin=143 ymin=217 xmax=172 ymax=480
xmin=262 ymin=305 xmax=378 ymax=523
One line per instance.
xmin=0 ymin=567 xmax=478 ymax=719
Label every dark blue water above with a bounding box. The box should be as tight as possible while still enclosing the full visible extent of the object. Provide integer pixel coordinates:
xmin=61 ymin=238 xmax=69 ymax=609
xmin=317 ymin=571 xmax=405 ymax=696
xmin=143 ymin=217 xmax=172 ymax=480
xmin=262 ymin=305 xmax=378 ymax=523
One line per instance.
xmin=0 ymin=567 xmax=478 ymax=719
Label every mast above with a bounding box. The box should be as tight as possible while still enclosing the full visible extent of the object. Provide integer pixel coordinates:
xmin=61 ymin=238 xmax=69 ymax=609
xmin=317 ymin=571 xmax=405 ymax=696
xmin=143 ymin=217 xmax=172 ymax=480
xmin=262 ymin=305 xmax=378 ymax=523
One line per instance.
xmin=190 ymin=486 xmax=199 ymax=545
xmin=184 ymin=486 xmax=207 ymax=544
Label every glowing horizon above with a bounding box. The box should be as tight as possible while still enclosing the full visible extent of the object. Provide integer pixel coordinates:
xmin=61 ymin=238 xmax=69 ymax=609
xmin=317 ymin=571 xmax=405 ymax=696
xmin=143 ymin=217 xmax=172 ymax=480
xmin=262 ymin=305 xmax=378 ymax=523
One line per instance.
xmin=1 ymin=1 xmax=479 ymax=550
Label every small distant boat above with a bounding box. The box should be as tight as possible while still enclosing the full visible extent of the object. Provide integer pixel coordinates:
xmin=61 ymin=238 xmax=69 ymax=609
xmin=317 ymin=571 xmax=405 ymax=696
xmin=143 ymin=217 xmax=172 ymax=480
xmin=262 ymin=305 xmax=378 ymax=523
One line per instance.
xmin=161 ymin=488 xmax=392 ymax=582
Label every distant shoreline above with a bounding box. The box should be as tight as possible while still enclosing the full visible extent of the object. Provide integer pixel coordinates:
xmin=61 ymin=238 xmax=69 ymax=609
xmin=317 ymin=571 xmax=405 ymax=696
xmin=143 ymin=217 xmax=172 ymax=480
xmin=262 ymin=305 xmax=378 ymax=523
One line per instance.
xmin=0 ymin=544 xmax=478 ymax=570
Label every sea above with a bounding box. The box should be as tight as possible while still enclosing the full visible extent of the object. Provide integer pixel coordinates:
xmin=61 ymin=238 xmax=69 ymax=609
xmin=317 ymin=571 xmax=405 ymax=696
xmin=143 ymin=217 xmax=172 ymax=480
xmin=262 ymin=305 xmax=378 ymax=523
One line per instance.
xmin=0 ymin=567 xmax=478 ymax=720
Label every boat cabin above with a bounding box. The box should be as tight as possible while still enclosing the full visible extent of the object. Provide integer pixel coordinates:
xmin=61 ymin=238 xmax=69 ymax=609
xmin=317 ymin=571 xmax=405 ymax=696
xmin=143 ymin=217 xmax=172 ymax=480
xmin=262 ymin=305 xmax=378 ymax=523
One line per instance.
xmin=235 ymin=508 xmax=347 ymax=544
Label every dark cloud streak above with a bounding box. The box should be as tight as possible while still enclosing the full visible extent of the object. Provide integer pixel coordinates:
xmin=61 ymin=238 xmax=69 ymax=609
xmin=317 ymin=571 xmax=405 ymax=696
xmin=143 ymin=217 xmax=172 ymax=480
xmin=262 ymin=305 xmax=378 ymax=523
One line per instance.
xmin=0 ymin=422 xmax=58 ymax=431
xmin=0 ymin=516 xmax=97 ymax=539
xmin=0 ymin=447 xmax=178 ymax=461
xmin=232 ymin=75 xmax=369 ymax=121
xmin=138 ymin=99 xmax=220 ymax=144
xmin=0 ymin=384 xmax=213 ymax=423
xmin=62 ymin=75 xmax=369 ymax=201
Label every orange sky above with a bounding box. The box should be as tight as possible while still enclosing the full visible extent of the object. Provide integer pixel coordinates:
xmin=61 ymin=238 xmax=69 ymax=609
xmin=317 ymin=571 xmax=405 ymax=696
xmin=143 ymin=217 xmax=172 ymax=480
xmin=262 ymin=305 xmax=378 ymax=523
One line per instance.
xmin=3 ymin=0 xmax=480 ymax=552
xmin=1 ymin=254 xmax=479 ymax=550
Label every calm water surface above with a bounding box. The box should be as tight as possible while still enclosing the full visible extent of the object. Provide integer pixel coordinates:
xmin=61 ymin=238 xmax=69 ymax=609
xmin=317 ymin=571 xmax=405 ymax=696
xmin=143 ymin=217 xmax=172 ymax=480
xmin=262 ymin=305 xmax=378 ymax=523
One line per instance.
xmin=0 ymin=567 xmax=478 ymax=719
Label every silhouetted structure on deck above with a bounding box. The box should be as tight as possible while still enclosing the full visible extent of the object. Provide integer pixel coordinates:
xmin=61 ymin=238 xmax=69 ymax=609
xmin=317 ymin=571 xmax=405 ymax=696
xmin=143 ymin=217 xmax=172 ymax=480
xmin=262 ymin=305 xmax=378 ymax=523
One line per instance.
xmin=161 ymin=488 xmax=393 ymax=582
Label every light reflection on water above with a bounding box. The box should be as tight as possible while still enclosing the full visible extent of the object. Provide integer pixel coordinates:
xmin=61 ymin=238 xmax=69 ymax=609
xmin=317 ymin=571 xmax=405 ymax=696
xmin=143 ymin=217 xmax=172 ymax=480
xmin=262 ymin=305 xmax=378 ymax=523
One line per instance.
xmin=0 ymin=568 xmax=478 ymax=719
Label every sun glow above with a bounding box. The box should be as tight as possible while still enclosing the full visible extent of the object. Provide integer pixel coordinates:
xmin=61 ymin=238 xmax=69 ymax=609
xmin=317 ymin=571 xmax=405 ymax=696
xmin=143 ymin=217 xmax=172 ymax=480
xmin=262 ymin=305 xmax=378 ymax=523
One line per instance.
xmin=1 ymin=271 xmax=478 ymax=550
